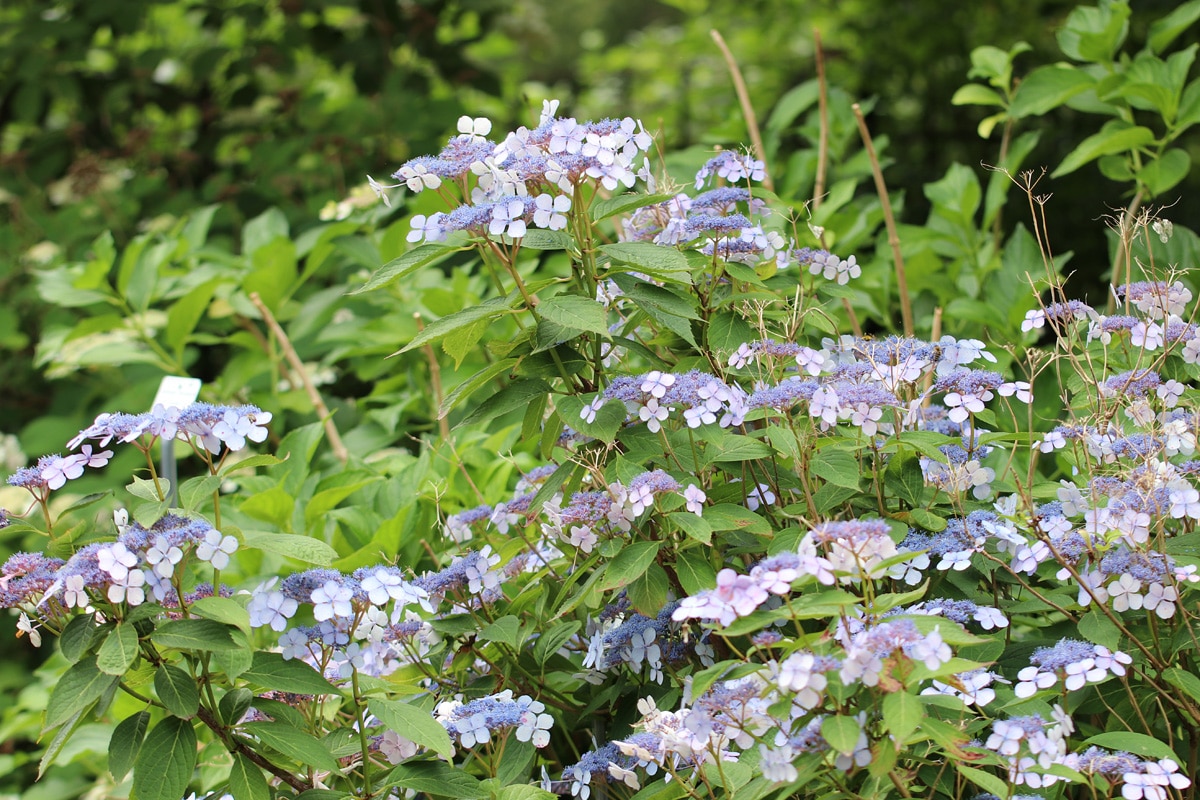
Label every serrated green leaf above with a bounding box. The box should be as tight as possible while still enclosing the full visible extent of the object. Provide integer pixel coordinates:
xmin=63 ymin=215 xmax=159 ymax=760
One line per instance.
xmin=190 ymin=596 xmax=251 ymax=635
xmin=533 ymin=621 xmax=581 ymax=666
xmin=674 ymin=550 xmax=716 ymax=594
xmin=354 ymin=243 xmax=462 ymax=293
xmin=600 ymin=541 xmax=662 ymax=591
xmin=45 ymin=656 xmax=119 ymax=731
xmin=1083 ymin=732 xmax=1179 ymax=762
xmin=590 ymin=193 xmax=673 ymax=222
xmin=38 ymin=708 xmax=86 ymax=779
xmin=241 ymin=530 xmax=338 ymax=566
xmin=109 ymin=710 xmax=150 ymax=782
xmin=669 ymin=511 xmax=712 ymax=545
xmin=59 ymin=615 xmax=99 ymax=663
xmin=127 ymin=475 xmax=169 ymax=503
xmin=496 ymin=786 xmax=556 ymax=800
xmin=397 ymin=297 xmax=514 ymax=355
xmin=387 ymin=761 xmax=484 ymax=799
xmin=229 ymin=753 xmax=270 ymax=800
xmin=155 ymin=664 xmax=200 ymax=719
xmin=519 ymin=230 xmax=572 ymax=250
xmin=956 ymin=764 xmax=1009 ymax=799
xmin=219 ymin=688 xmax=254 ymax=727
xmin=811 ymin=448 xmax=862 ymax=490
xmin=706 ymin=436 xmax=772 ymax=463
xmin=600 ymin=241 xmax=690 ymax=279
xmin=178 ymin=474 xmax=223 ymax=511
xmin=821 ymin=715 xmax=861 ymax=756
xmin=133 ymin=717 xmax=196 ymax=800
xmin=460 ymin=379 xmax=553 ymax=428
xmin=1163 ymin=667 xmax=1200 ymax=704
xmin=536 ymin=294 xmax=611 ymax=336
xmin=96 ymin=622 xmax=139 ymax=676
xmin=368 ymin=698 xmax=455 ymax=759
xmin=479 ymin=615 xmax=522 ymax=648
xmin=882 ymin=692 xmax=924 ymax=744
xmin=242 ymin=721 xmax=341 ymax=772
xmin=151 ymin=618 xmax=239 ymax=651
xmin=703 ymin=504 xmax=771 ymax=535
xmin=241 ymin=651 xmax=341 ymax=696
xmin=629 ymin=563 xmax=670 ymax=615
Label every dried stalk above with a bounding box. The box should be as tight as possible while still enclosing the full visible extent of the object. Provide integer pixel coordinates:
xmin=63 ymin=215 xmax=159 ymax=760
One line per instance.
xmin=710 ymin=29 xmax=774 ymax=192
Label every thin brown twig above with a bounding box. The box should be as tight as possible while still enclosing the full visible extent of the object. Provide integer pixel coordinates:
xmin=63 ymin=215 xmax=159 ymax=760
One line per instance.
xmin=710 ymin=29 xmax=774 ymax=193
xmin=248 ymin=292 xmax=349 ymax=465
xmin=852 ymin=103 xmax=914 ymax=337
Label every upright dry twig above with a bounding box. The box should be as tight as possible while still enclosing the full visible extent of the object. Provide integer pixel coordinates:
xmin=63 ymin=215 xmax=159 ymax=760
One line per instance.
xmin=852 ymin=103 xmax=914 ymax=337
xmin=710 ymin=29 xmax=774 ymax=193
xmin=249 ymin=292 xmax=349 ymax=465
xmin=813 ymin=29 xmax=830 ymax=213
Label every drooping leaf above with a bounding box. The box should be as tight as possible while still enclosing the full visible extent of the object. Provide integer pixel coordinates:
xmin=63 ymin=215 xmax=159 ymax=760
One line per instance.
xmin=154 ymin=664 xmax=200 ymax=719
xmin=132 ymin=717 xmax=197 ymax=800
xmin=108 ymin=710 xmax=151 ymax=782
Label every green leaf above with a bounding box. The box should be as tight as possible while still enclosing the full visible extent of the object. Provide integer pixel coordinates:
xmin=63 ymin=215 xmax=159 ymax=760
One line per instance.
xmin=600 ymin=541 xmax=662 ymax=591
xmin=178 ymin=474 xmax=223 ymax=511
xmin=706 ymin=435 xmax=772 ymax=463
xmin=166 ymin=277 xmax=223 ymax=355
xmin=354 ymin=244 xmax=462 ymax=294
xmin=479 ymin=615 xmax=522 ymax=649
xmin=241 ymin=651 xmax=341 ymax=696
xmin=368 ymin=698 xmax=455 ymax=759
xmin=305 ymin=477 xmax=383 ymax=528
xmin=45 ymin=656 xmax=119 ymax=731
xmin=155 ymin=664 xmax=200 ymax=719
xmin=496 ymin=787 xmax=556 ymax=800
xmin=897 ymin=508 xmax=948 ymax=532
xmin=1009 ymin=65 xmax=1095 ymax=118
xmin=950 ymin=84 xmax=1005 ymax=108
xmin=151 ymin=618 xmax=239 ymax=651
xmin=219 ymin=688 xmax=255 ymax=727
xmin=1163 ymin=667 xmax=1200 ymax=704
xmin=133 ymin=717 xmax=197 ymax=800
xmin=811 ymin=448 xmax=862 ymax=490
xmin=519 ymin=230 xmax=572 ymax=250
xmin=190 ymin=596 xmax=252 ymax=635
xmin=629 ymin=563 xmax=670 ymax=615
xmin=600 ymin=241 xmax=690 ymax=281
xmin=1083 ymin=732 xmax=1179 ymax=762
xmin=59 ymin=615 xmax=99 ymax=663
xmin=229 ymin=753 xmax=271 ymax=800
xmin=242 ymin=530 xmax=338 ymax=566
xmin=1137 ymin=148 xmax=1191 ymax=196
xmin=956 ymin=764 xmax=1010 ymax=799
xmin=536 ymin=294 xmax=611 ymax=336
xmin=387 ymin=761 xmax=484 ymax=798
xmin=1052 ymin=122 xmax=1155 ymax=178
xmin=1078 ymin=608 xmax=1122 ymax=650
xmin=1149 ymin=0 xmax=1200 ymax=53
xmin=669 ymin=511 xmax=713 ymax=545
xmin=882 ymin=692 xmax=924 ymax=744
xmin=1056 ymin=0 xmax=1130 ymax=63
xmin=242 ymin=721 xmax=341 ymax=772
xmin=439 ymin=358 xmax=519 ymax=418
xmin=703 ymin=504 xmax=770 ymax=535
xmin=127 ymin=475 xmax=169 ymax=503
xmin=884 ymin=451 xmax=925 ymax=506
xmin=109 ymin=710 xmax=150 ymax=782
xmin=532 ymin=621 xmax=581 ymax=666
xmin=590 ymin=193 xmax=673 ymax=222
xmin=38 ymin=708 xmax=86 ymax=779
xmin=674 ymin=550 xmax=716 ymax=594
xmin=398 ymin=296 xmax=514 ymax=355
xmin=706 ymin=310 xmax=753 ymax=356
xmin=243 ymin=207 xmax=289 ymax=255
xmin=96 ymin=622 xmax=139 ymax=676
xmin=460 ymin=379 xmax=553 ymax=428
xmin=821 ymin=715 xmax=861 ymax=756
